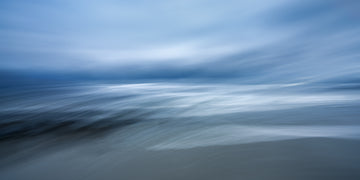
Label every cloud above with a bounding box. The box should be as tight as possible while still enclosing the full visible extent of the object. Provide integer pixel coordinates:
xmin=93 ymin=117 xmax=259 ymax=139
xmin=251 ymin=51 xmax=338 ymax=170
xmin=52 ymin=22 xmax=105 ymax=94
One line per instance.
xmin=1 ymin=0 xmax=360 ymax=83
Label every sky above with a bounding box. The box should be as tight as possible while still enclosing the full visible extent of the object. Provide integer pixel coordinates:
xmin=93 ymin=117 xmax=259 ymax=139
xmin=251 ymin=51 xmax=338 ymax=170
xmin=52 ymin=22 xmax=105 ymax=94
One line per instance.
xmin=1 ymin=0 xmax=360 ymax=83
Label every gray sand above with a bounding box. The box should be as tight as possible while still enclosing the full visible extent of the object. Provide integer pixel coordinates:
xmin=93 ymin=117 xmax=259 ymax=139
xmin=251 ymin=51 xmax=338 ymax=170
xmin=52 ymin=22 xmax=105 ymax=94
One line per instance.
xmin=1 ymin=136 xmax=360 ymax=180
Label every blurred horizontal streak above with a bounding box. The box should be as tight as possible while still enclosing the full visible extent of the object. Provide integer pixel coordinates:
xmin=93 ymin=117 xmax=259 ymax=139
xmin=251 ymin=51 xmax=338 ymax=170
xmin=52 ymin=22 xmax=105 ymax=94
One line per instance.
xmin=1 ymin=82 xmax=359 ymax=141
xmin=149 ymin=125 xmax=360 ymax=150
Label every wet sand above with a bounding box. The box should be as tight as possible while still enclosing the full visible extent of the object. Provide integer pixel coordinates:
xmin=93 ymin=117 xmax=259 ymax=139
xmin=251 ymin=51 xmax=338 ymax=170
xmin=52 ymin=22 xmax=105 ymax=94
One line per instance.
xmin=1 ymin=137 xmax=360 ymax=180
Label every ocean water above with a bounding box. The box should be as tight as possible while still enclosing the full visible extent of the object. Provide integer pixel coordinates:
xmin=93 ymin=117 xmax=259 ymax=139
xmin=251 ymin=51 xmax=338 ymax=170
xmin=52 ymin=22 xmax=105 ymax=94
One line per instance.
xmin=1 ymin=82 xmax=360 ymax=179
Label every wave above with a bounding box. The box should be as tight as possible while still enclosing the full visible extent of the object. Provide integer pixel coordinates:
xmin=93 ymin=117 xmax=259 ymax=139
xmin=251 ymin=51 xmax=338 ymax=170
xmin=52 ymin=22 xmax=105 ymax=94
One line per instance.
xmin=149 ymin=125 xmax=360 ymax=150
xmin=0 ymin=82 xmax=359 ymax=141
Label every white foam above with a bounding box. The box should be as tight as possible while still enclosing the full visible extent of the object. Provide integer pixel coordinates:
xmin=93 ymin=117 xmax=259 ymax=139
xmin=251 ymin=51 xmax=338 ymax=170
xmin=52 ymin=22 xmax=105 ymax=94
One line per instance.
xmin=149 ymin=125 xmax=360 ymax=150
